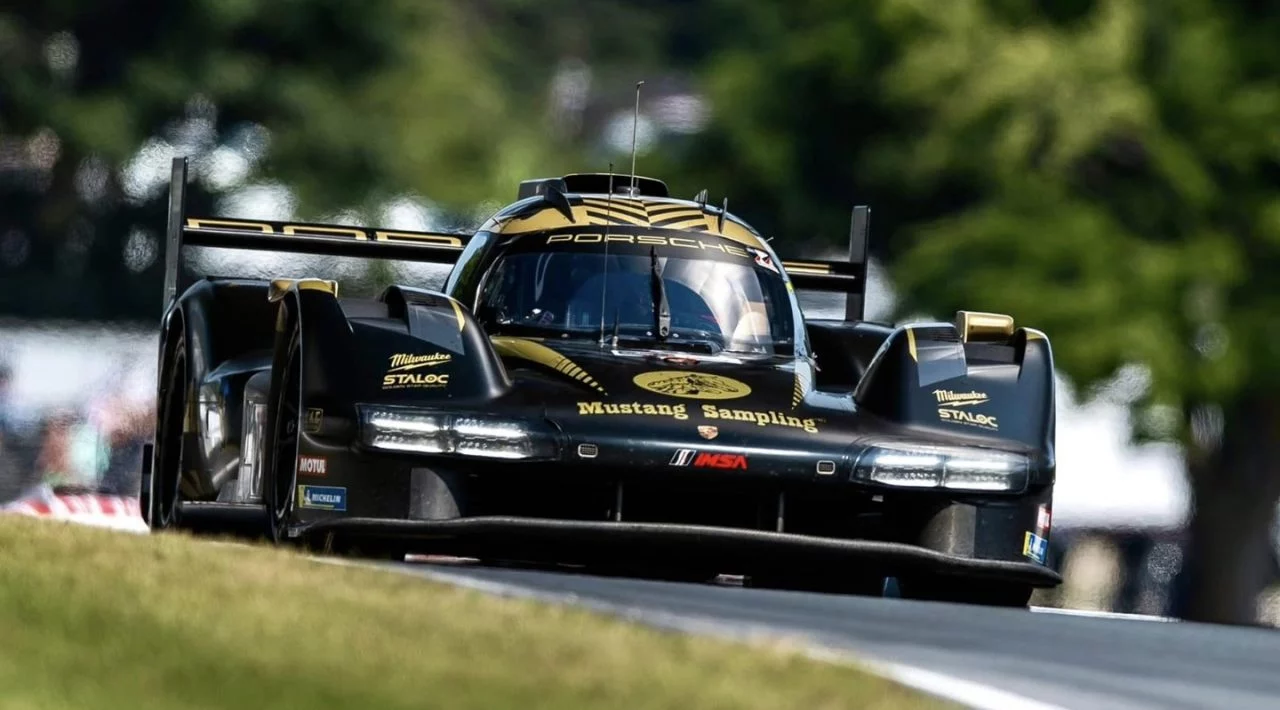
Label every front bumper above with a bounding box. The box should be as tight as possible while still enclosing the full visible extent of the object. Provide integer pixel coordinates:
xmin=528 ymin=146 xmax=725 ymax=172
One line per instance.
xmin=291 ymin=515 xmax=1062 ymax=588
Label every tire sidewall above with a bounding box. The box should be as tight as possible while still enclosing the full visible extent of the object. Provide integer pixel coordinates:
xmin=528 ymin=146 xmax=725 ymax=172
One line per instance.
xmin=265 ymin=321 xmax=302 ymax=543
xmin=151 ymin=336 xmax=187 ymax=530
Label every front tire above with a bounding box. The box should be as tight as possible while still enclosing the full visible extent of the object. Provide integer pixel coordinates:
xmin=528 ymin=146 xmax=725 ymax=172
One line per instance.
xmin=149 ymin=335 xmax=188 ymax=530
xmin=263 ymin=319 xmax=302 ymax=544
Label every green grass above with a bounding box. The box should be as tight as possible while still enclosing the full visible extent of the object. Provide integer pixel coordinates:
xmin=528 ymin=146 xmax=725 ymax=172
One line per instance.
xmin=0 ymin=516 xmax=954 ymax=710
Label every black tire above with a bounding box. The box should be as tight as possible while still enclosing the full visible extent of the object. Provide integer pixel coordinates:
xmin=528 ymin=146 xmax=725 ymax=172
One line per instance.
xmin=745 ymin=570 xmax=886 ymax=596
xmin=584 ymin=562 xmax=716 ymax=584
xmin=263 ymin=319 xmax=303 ymax=545
xmin=896 ymin=575 xmax=1034 ymax=608
xmin=149 ymin=335 xmax=187 ymax=530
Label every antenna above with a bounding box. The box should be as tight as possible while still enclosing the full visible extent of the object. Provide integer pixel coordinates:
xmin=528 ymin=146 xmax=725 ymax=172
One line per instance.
xmin=597 ymin=167 xmax=615 ymax=347
xmin=629 ymin=80 xmax=645 ymax=195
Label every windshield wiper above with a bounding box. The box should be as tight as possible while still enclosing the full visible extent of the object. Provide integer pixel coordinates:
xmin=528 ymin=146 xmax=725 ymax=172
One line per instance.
xmin=650 ymin=246 xmax=671 ymax=341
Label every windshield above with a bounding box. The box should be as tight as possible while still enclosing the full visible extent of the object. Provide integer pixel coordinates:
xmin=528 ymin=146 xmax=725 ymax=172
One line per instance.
xmin=475 ymin=241 xmax=795 ymax=355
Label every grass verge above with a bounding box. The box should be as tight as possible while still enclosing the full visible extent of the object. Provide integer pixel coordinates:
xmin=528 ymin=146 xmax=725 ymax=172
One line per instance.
xmin=0 ymin=516 xmax=953 ymax=710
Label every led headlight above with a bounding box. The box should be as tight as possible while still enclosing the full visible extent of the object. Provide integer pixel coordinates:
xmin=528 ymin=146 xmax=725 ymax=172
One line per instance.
xmin=357 ymin=405 xmax=558 ymax=460
xmin=853 ymin=442 xmax=1029 ymax=493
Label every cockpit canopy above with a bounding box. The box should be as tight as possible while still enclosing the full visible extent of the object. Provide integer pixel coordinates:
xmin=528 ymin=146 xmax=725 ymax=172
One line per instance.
xmin=474 ymin=232 xmax=795 ymax=356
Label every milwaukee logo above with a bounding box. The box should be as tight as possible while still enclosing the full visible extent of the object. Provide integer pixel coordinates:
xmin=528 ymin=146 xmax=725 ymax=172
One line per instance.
xmin=388 ymin=352 xmax=452 ymax=372
xmin=932 ymin=389 xmax=989 ymax=407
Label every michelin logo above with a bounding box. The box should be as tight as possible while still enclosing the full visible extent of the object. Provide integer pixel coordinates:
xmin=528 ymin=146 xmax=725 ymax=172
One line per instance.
xmin=298 ymin=485 xmax=347 ymax=512
xmin=1023 ymin=531 xmax=1048 ymax=565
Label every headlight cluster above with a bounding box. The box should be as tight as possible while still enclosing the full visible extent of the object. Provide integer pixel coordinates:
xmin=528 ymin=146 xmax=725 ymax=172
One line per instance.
xmin=357 ymin=405 xmax=558 ymax=460
xmin=852 ymin=442 xmax=1029 ymax=493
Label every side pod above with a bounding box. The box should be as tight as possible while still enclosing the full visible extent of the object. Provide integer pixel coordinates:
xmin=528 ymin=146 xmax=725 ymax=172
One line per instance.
xmin=853 ymin=312 xmax=1055 ymax=456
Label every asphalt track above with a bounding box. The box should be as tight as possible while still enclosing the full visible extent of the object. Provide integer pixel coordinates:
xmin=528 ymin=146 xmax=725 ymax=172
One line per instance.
xmin=384 ymin=560 xmax=1280 ymax=710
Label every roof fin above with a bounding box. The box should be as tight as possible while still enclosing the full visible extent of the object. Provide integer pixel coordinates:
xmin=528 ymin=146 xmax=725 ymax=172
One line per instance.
xmin=540 ymin=180 xmax=575 ymax=221
xmin=717 ymin=197 xmax=728 ymax=232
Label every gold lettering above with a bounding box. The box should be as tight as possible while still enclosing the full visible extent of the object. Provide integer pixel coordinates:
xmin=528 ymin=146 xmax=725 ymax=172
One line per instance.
xmin=186 ymin=218 xmax=272 ymax=233
xmin=696 ymin=404 xmax=816 ymax=432
xmin=375 ymin=231 xmax=463 ymax=247
xmin=283 ymin=225 xmax=369 ymax=240
xmin=577 ymin=402 xmax=688 ymax=420
xmin=547 ymin=234 xmax=573 ymax=244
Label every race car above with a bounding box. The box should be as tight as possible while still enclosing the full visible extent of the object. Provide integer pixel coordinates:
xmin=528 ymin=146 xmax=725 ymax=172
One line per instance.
xmin=142 ymin=157 xmax=1060 ymax=606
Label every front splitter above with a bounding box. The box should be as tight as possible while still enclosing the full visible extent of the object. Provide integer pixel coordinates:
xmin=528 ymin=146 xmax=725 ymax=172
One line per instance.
xmin=294 ymin=515 xmax=1062 ymax=587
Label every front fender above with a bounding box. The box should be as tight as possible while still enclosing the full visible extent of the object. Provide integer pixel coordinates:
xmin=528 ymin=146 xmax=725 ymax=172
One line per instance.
xmin=288 ymin=284 xmax=513 ymax=434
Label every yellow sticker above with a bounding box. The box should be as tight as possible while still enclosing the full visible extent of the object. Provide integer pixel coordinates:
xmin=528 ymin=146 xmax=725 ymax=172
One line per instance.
xmin=633 ymin=371 xmax=752 ymax=400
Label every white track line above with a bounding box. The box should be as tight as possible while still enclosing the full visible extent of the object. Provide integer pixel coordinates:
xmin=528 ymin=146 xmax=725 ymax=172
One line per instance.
xmin=1029 ymin=606 xmax=1175 ymax=622
xmin=369 ymin=564 xmax=1067 ymax=710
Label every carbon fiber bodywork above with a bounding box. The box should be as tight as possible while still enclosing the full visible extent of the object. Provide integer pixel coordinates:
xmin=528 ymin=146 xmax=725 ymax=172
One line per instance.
xmin=145 ymin=158 xmax=1062 ymax=599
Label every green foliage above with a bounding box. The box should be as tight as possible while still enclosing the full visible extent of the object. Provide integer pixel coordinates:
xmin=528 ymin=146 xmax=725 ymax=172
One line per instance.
xmin=0 ymin=1 xmax=588 ymax=320
xmin=878 ymin=0 xmax=1280 ymax=438
xmin=681 ymin=0 xmax=1280 ymax=448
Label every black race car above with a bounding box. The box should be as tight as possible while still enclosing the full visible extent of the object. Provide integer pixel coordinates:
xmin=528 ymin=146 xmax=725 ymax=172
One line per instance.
xmin=142 ymin=157 xmax=1060 ymax=606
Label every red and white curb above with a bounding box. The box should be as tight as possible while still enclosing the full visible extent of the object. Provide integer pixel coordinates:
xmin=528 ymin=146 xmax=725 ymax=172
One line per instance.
xmin=3 ymin=492 xmax=148 ymax=533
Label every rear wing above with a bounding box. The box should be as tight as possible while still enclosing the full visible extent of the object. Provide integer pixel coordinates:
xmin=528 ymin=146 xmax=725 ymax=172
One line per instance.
xmin=779 ymin=205 xmax=870 ymax=322
xmin=162 ymin=156 xmax=470 ymax=309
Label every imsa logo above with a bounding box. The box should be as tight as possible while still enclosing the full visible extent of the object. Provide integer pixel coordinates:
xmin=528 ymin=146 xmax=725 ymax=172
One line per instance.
xmin=669 ymin=449 xmax=748 ymax=470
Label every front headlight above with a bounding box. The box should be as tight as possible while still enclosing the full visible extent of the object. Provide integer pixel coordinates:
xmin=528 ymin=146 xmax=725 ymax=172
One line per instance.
xmin=852 ymin=442 xmax=1029 ymax=493
xmin=357 ymin=405 xmax=559 ymax=460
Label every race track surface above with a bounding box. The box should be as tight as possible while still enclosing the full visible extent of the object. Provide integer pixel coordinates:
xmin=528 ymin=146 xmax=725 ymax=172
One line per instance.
xmin=386 ymin=561 xmax=1280 ymax=710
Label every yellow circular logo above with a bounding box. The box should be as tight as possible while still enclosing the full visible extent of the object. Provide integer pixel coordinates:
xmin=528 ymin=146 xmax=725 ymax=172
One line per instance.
xmin=632 ymin=371 xmax=752 ymax=400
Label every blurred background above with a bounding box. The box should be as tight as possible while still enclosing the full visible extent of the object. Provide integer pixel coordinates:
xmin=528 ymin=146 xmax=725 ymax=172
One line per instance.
xmin=2 ymin=0 xmax=1278 ymax=625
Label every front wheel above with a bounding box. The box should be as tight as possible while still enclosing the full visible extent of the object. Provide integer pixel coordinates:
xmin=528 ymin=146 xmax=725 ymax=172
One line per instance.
xmin=263 ymin=320 xmax=302 ymax=544
xmin=149 ymin=335 xmax=188 ymax=530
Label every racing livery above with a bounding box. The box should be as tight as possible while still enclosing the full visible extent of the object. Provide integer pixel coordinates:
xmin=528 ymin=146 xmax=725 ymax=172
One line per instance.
xmin=142 ymin=158 xmax=1060 ymax=606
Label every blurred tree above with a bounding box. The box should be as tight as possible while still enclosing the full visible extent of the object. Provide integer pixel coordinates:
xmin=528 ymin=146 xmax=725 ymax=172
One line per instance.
xmin=0 ymin=1 xmax=577 ymax=321
xmin=681 ymin=0 xmax=1280 ymax=624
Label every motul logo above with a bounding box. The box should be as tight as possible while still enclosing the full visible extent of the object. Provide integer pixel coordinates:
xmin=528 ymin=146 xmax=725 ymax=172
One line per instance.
xmin=693 ymin=452 xmax=747 ymax=470
xmin=297 ymin=455 xmax=327 ymax=476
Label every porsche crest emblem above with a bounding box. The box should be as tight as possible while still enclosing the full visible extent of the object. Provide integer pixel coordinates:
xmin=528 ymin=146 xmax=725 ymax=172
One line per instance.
xmin=698 ymin=425 xmax=719 ymax=440
xmin=633 ymin=371 xmax=752 ymax=400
